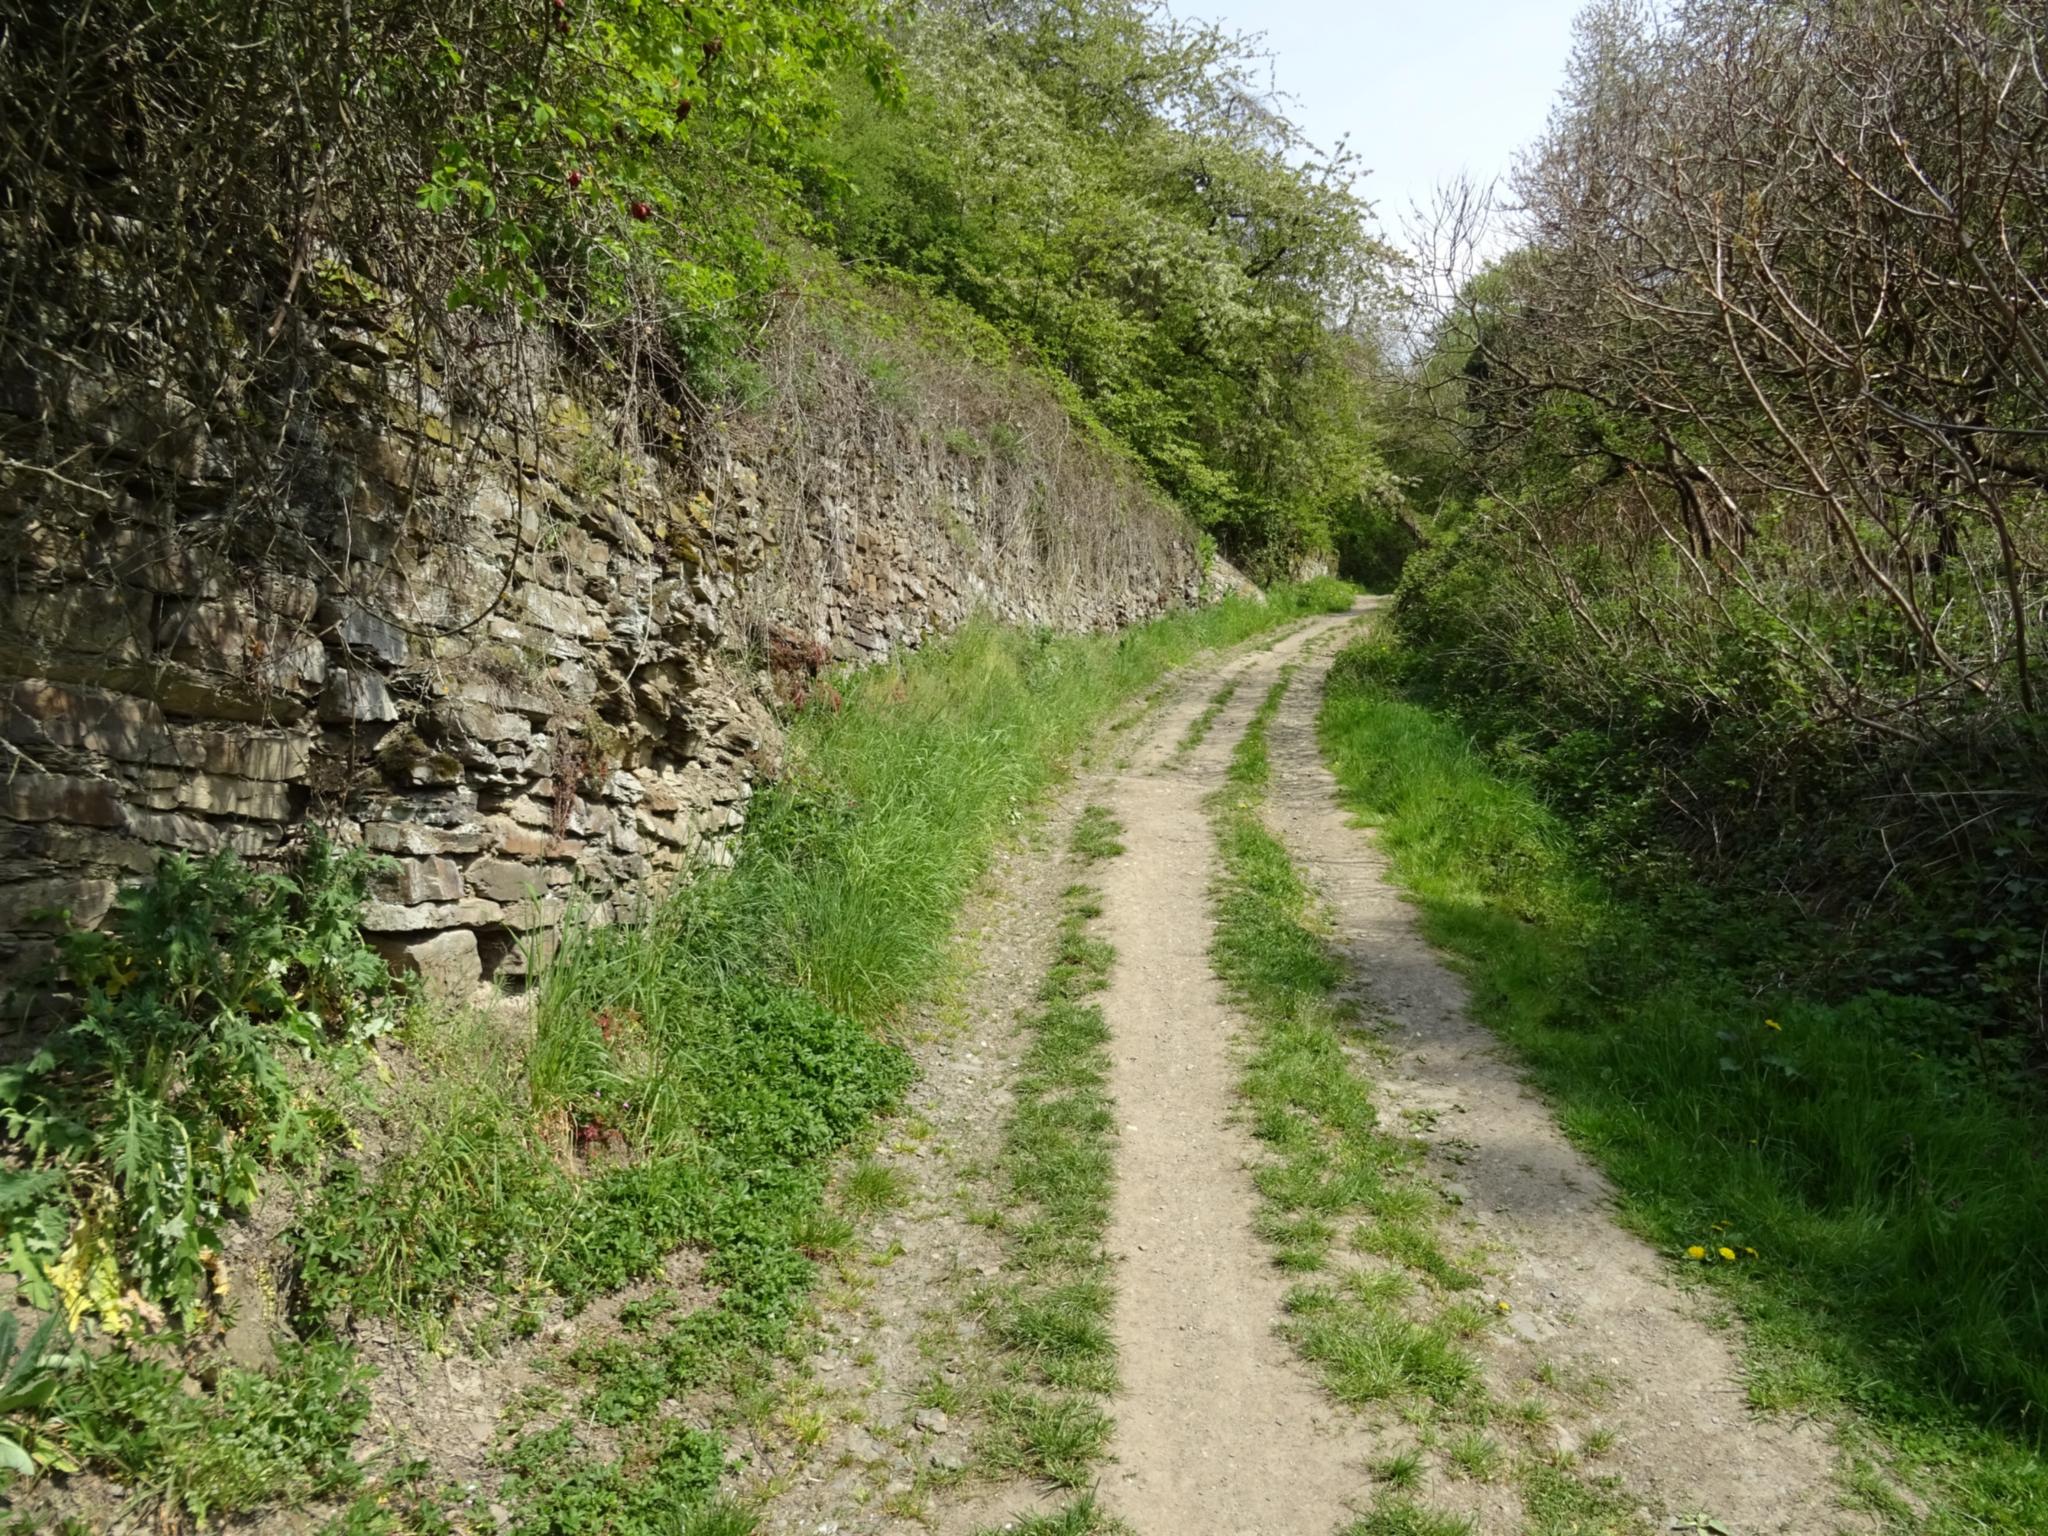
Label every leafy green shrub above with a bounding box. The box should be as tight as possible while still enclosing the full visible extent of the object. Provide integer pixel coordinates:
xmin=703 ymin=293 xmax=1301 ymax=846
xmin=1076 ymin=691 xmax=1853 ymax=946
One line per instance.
xmin=494 ymin=1422 xmax=725 ymax=1536
xmin=0 ymin=837 xmax=400 ymax=1333
xmin=51 ymin=1340 xmax=369 ymax=1522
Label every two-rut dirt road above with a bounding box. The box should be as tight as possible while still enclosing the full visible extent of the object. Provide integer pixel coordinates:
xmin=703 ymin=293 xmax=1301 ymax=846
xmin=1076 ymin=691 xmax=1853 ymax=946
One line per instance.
xmin=760 ymin=604 xmax=1864 ymax=1536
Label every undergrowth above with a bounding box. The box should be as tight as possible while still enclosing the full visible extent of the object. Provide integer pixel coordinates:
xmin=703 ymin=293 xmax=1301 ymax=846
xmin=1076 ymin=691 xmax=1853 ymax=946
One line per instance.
xmin=1319 ymin=636 xmax=2048 ymax=1534
xmin=1210 ymin=672 xmax=1642 ymax=1536
xmin=1 ymin=838 xmax=402 ymax=1335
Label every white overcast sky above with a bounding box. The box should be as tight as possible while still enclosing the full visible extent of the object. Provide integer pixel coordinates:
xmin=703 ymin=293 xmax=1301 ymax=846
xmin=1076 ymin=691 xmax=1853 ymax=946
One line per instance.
xmin=1188 ymin=0 xmax=1589 ymax=237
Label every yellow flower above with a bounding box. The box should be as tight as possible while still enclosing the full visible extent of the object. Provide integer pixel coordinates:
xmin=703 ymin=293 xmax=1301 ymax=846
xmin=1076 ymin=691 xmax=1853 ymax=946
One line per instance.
xmin=1765 ymin=1019 xmax=1782 ymax=1030
xmin=1743 ymin=1246 xmax=1759 ymax=1259
xmin=1686 ymin=1245 xmax=1707 ymax=1260
xmin=1718 ymin=1246 xmax=1737 ymax=1262
xmin=1495 ymin=1299 xmax=1512 ymax=1313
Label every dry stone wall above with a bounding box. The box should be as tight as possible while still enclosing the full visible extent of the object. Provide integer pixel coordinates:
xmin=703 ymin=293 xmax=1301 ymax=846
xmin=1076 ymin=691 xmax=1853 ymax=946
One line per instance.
xmin=0 ymin=296 xmax=1201 ymax=1005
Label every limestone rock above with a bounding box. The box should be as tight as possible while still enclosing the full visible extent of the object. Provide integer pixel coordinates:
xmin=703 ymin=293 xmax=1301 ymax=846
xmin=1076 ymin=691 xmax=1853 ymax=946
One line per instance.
xmin=320 ymin=668 xmax=400 ymax=724
xmin=360 ymin=898 xmax=504 ymax=934
xmin=373 ymin=928 xmax=481 ymax=1005
xmin=0 ymin=877 xmax=118 ymax=932
xmin=3 ymin=775 xmax=123 ymax=828
xmin=376 ymin=856 xmax=464 ymax=905
xmin=365 ymin=820 xmax=491 ymax=856
xmin=463 ymin=857 xmax=553 ymax=904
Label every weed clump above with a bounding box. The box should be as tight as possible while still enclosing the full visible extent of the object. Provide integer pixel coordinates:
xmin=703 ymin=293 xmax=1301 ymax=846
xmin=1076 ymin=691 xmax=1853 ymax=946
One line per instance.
xmin=1 ymin=837 xmax=401 ymax=1334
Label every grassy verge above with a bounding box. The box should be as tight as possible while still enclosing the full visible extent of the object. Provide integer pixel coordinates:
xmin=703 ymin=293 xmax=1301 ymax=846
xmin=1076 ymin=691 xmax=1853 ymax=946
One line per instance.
xmin=1208 ymin=674 xmax=1641 ymax=1536
xmin=1318 ymin=638 xmax=2048 ymax=1534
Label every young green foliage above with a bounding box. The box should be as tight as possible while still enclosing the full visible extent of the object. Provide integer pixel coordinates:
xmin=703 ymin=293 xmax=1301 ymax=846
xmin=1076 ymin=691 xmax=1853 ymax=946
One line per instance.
xmin=0 ymin=837 xmax=400 ymax=1333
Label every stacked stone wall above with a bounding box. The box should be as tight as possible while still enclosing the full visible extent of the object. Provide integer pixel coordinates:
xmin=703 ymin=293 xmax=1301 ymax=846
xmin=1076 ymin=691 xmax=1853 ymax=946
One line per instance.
xmin=0 ymin=292 xmax=1201 ymax=1003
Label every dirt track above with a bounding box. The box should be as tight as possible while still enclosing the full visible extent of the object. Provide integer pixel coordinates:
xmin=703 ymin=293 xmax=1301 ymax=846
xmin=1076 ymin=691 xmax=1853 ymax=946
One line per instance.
xmin=761 ymin=605 xmax=1864 ymax=1536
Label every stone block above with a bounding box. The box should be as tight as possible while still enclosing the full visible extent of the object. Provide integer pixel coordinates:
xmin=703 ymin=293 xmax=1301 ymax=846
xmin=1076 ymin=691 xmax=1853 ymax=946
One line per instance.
xmin=317 ymin=596 xmax=410 ymax=666
xmin=372 ymin=928 xmax=480 ymax=1007
xmin=375 ymin=856 xmax=464 ymax=905
xmin=157 ymin=598 xmax=328 ymax=694
xmin=374 ymin=728 xmax=463 ymax=787
xmin=483 ymin=818 xmax=565 ymax=860
xmin=451 ymin=672 xmax=552 ymax=719
xmin=360 ymin=897 xmax=504 ymax=934
xmin=169 ymin=729 xmax=311 ymax=781
xmin=432 ymin=699 xmax=531 ymax=744
xmin=320 ymin=668 xmax=400 ymax=723
xmin=522 ymin=585 xmax=601 ymax=640
xmin=364 ymin=820 xmax=491 ymax=856
xmin=174 ymin=773 xmax=294 ymax=822
xmin=140 ymin=664 xmax=309 ymax=726
xmin=6 ymin=680 xmax=171 ymax=761
xmin=3 ymin=775 xmax=124 ymax=828
xmin=501 ymin=795 xmax=553 ymax=829
xmin=635 ymin=808 xmax=689 ymax=847
xmin=0 ymin=587 xmax=151 ymax=665
xmin=0 ymin=876 xmax=118 ymax=931
xmin=463 ymin=857 xmax=553 ymax=904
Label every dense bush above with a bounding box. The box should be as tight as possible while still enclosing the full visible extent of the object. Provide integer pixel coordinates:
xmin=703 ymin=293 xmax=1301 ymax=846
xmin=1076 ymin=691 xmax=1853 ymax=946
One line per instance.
xmin=1388 ymin=1 xmax=2048 ymax=1036
xmin=0 ymin=839 xmax=400 ymax=1334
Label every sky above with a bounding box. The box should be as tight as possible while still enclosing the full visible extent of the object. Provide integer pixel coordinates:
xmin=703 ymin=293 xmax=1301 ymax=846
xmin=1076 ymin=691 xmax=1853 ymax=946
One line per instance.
xmin=1188 ymin=0 xmax=1588 ymax=244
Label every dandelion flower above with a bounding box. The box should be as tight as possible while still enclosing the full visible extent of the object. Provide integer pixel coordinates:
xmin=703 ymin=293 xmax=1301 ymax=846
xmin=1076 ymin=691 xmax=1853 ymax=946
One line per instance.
xmin=1765 ymin=1019 xmax=1782 ymax=1031
xmin=1495 ymin=1300 xmax=1512 ymax=1313
xmin=1686 ymin=1245 xmax=1707 ymax=1260
xmin=1743 ymin=1246 xmax=1759 ymax=1259
xmin=1718 ymin=1246 xmax=1737 ymax=1262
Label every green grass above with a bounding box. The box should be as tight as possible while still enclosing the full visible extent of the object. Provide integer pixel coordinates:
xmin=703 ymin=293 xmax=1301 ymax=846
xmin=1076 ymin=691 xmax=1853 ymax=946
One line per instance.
xmin=973 ymin=807 xmax=1127 ymax=1476
xmin=1209 ymin=672 xmax=1643 ymax=1533
xmin=981 ymin=1390 xmax=1114 ymax=1489
xmin=1175 ymin=677 xmax=1239 ymax=756
xmin=975 ymin=1492 xmax=1129 ymax=1535
xmin=1372 ymin=1448 xmax=1424 ymax=1490
xmin=840 ymin=1157 xmax=911 ymax=1217
xmin=1342 ymin=1496 xmax=1474 ymax=1536
xmin=1319 ymin=636 xmax=2048 ymax=1532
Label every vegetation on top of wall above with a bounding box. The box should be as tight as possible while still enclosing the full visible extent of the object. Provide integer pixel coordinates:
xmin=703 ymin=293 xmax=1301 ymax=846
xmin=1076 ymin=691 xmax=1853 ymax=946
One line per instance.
xmin=815 ymin=0 xmax=1405 ymax=576
xmin=736 ymin=252 xmax=1197 ymax=625
xmin=2 ymin=0 xmax=1399 ymax=582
